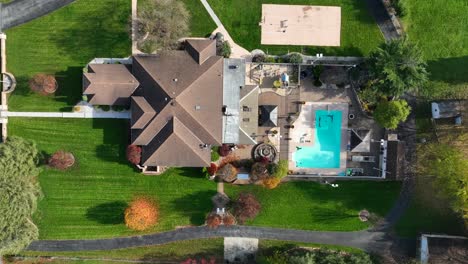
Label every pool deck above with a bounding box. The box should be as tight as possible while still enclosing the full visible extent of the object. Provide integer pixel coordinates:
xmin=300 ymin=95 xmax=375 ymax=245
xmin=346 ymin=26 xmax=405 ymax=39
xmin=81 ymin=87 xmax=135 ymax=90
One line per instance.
xmin=288 ymin=102 xmax=348 ymax=175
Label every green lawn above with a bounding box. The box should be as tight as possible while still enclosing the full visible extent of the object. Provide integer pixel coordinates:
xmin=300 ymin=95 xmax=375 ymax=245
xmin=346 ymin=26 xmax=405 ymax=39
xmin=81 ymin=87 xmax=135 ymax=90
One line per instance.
xmin=8 ymin=118 xmax=217 ymax=239
xmin=207 ymin=0 xmax=384 ymax=56
xmin=401 ymin=0 xmax=468 ymax=99
xmin=8 ymin=118 xmax=401 ymax=239
xmin=5 ymin=0 xmax=131 ymax=112
xmin=225 ymin=181 xmax=401 ymax=231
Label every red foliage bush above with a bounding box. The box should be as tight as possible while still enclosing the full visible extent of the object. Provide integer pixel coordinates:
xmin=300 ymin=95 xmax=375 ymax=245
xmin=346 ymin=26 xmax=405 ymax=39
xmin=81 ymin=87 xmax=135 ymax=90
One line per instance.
xmin=207 ymin=163 xmax=217 ymax=176
xmin=29 ymin=74 xmax=57 ymax=95
xmin=126 ymin=145 xmax=142 ymax=165
xmin=234 ymin=193 xmax=261 ymax=224
xmin=124 ymin=197 xmax=158 ymax=231
xmin=219 ymin=144 xmax=231 ymax=157
xmin=48 ymin=151 xmax=75 ymax=170
xmin=217 ymin=163 xmax=238 ymax=182
xmin=206 ymin=213 xmax=222 ymax=228
xmin=180 ymin=257 xmax=216 ymax=264
xmin=223 ymin=214 xmax=236 ymax=226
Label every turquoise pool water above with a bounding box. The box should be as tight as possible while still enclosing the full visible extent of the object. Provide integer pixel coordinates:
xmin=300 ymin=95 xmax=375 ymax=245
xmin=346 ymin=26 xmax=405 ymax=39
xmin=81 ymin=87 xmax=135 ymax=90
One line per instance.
xmin=293 ymin=110 xmax=342 ymax=168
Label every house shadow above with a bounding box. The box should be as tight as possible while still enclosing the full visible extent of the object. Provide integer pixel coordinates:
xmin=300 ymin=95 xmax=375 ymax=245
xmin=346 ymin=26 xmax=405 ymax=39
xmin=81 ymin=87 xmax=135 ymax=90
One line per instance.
xmin=172 ymin=190 xmax=217 ymax=225
xmin=86 ymin=201 xmax=128 ymax=224
xmin=427 ymin=56 xmax=468 ymax=84
xmin=54 ymin=66 xmax=86 ymax=110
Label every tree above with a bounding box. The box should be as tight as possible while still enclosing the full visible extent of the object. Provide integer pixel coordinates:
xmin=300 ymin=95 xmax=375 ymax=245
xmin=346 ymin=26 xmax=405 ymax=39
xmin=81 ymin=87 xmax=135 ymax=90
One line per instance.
xmin=48 ymin=150 xmax=75 ymax=170
xmin=233 ymin=193 xmax=261 ymax=223
xmin=368 ymin=37 xmax=428 ymax=98
xmin=418 ymin=144 xmax=468 ymax=225
xmin=288 ymin=53 xmax=303 ymax=64
xmin=0 ymin=137 xmax=41 ymax=255
xmin=217 ymin=163 xmax=238 ymax=182
xmin=135 ymin=0 xmax=190 ymax=53
xmin=124 ymin=197 xmax=158 ymax=231
xmin=269 ymin=160 xmax=289 ymax=179
xmin=373 ymin=99 xmax=411 ymax=129
xmin=263 ymin=177 xmax=281 ymax=189
xmin=29 ymin=74 xmax=57 ymax=95
xmin=206 ymin=213 xmax=222 ymax=228
xmin=126 ymin=145 xmax=142 ymax=165
xmin=211 ymin=146 xmax=220 ymax=162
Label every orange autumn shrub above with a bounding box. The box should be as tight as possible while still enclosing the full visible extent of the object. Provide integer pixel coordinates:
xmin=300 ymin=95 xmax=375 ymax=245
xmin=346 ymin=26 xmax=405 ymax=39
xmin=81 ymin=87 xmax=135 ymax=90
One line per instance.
xmin=124 ymin=197 xmax=158 ymax=231
xmin=223 ymin=214 xmax=236 ymax=226
xmin=263 ymin=177 xmax=281 ymax=189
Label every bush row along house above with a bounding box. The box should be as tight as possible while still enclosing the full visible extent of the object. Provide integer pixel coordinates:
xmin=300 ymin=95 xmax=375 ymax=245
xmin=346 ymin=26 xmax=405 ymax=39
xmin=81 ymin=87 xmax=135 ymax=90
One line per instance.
xmin=83 ymin=39 xmax=259 ymax=169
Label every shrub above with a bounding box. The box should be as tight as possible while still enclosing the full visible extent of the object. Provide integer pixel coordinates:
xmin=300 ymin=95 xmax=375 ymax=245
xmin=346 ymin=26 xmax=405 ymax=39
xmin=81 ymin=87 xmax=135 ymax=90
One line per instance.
xmin=263 ymin=177 xmax=281 ymax=189
xmin=250 ymin=162 xmax=269 ymax=181
xmin=223 ymin=214 xmax=236 ymax=226
xmin=206 ymin=213 xmax=222 ymax=228
xmin=207 ymin=163 xmax=218 ymax=176
xmin=124 ymin=197 xmax=158 ymax=231
xmin=312 ymin=65 xmax=324 ymax=80
xmin=211 ymin=146 xmax=220 ymax=161
xmin=373 ymin=99 xmax=411 ymax=129
xmin=273 ymin=80 xmax=282 ymax=88
xmin=265 ymin=56 xmax=276 ymax=63
xmin=221 ymin=41 xmax=231 ymax=58
xmin=252 ymin=54 xmax=266 ymax=63
xmin=288 ymin=53 xmax=303 ymax=64
xmin=126 ymin=145 xmax=142 ymax=165
xmin=111 ymin=105 xmax=128 ymax=112
xmin=219 ymin=155 xmax=240 ymax=168
xmin=234 ymin=193 xmax=261 ymax=223
xmin=98 ymin=105 xmax=110 ymax=111
xmin=48 ymin=151 xmax=75 ymax=170
xmin=219 ymin=144 xmax=231 ymax=157
xmin=218 ymin=163 xmax=238 ymax=182
xmin=269 ymin=160 xmax=289 ymax=179
xmin=29 ymin=74 xmax=57 ymax=95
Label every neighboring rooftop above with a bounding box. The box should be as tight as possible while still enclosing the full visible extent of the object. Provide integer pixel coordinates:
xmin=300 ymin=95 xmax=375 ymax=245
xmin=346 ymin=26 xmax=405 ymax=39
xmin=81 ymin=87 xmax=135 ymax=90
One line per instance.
xmin=420 ymin=234 xmax=468 ymax=264
xmin=431 ymin=100 xmax=467 ymax=119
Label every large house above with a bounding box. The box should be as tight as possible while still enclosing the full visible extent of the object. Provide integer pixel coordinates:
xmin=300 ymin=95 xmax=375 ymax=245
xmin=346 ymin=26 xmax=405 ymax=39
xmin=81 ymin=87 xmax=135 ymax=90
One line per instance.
xmin=83 ymin=39 xmax=258 ymax=168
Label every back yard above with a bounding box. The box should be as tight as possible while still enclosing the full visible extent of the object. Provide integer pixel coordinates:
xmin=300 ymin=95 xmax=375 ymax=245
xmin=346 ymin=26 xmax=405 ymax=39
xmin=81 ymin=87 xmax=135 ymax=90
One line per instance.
xmin=401 ymin=0 xmax=468 ymax=99
xmin=9 ymin=118 xmax=400 ymax=239
xmin=207 ymin=0 xmax=384 ymax=56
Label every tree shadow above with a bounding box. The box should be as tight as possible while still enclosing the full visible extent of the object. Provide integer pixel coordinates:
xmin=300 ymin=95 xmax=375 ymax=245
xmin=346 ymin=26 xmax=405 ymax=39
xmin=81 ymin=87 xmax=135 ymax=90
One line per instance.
xmin=172 ymin=190 xmax=217 ymax=225
xmin=173 ymin=167 xmax=207 ymax=179
xmin=427 ymin=56 xmax=468 ymax=84
xmin=86 ymin=201 xmax=128 ymax=224
xmin=48 ymin=1 xmax=131 ymax=62
xmin=9 ymin=76 xmax=33 ymax=96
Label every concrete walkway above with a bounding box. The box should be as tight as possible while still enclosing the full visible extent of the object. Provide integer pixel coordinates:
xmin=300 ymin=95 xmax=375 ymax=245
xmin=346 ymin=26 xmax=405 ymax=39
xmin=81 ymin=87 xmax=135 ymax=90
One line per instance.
xmin=1 ymin=111 xmax=130 ymax=119
xmin=0 ymin=0 xmax=75 ymax=31
xmin=27 ymin=226 xmax=388 ymax=253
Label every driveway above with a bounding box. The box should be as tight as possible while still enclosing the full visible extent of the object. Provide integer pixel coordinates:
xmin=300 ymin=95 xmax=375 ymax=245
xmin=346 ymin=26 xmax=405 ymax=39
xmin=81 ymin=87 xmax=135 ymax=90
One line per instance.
xmin=0 ymin=0 xmax=75 ymax=30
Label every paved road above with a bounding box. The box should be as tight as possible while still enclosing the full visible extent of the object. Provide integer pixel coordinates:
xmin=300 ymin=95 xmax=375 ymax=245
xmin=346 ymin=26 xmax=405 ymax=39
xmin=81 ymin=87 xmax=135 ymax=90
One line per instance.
xmin=27 ymin=226 xmax=390 ymax=253
xmin=365 ymin=0 xmax=400 ymax=40
xmin=0 ymin=0 xmax=75 ymax=31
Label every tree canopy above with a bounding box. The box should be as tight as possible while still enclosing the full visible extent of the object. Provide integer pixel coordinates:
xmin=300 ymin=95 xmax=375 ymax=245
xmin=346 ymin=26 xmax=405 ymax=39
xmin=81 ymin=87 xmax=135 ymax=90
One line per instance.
xmin=368 ymin=37 xmax=428 ymax=98
xmin=136 ymin=0 xmax=190 ymax=53
xmin=0 ymin=137 xmax=41 ymax=255
xmin=373 ymin=99 xmax=411 ymax=129
xmin=418 ymin=143 xmax=468 ymax=225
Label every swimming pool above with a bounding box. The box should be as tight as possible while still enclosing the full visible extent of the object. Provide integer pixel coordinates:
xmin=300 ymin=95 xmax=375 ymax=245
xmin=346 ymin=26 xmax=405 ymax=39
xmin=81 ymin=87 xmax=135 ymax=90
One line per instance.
xmin=293 ymin=110 xmax=342 ymax=168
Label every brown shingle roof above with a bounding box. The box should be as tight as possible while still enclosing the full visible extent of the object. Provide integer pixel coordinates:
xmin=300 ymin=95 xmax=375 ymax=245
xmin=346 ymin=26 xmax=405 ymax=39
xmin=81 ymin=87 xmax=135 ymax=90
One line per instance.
xmin=186 ymin=39 xmax=216 ymax=65
xmin=83 ymin=64 xmax=139 ymax=105
xmin=131 ymin=96 xmax=156 ymax=129
xmin=130 ymin=40 xmax=224 ymax=167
